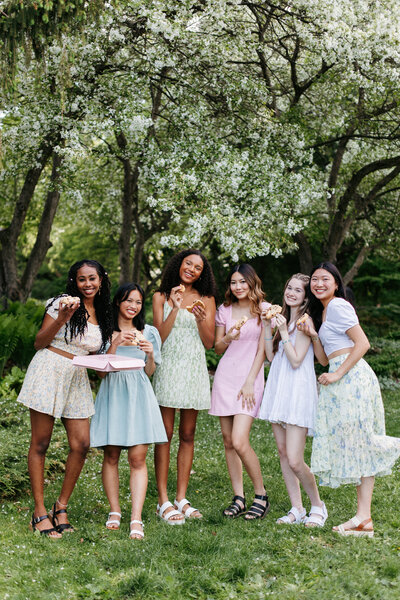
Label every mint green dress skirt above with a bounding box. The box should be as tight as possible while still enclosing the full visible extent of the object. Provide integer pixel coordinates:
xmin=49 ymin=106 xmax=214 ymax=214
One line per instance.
xmin=90 ymin=325 xmax=167 ymax=448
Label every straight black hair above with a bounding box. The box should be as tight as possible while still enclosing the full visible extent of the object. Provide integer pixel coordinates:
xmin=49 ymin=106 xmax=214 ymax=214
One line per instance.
xmin=112 ymin=283 xmax=146 ymax=332
xmin=306 ymin=261 xmax=347 ymax=331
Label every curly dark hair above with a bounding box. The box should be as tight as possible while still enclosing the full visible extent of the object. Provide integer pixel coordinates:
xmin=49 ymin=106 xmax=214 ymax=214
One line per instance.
xmin=306 ymin=261 xmax=347 ymax=332
xmin=223 ymin=264 xmax=265 ymax=323
xmin=112 ymin=283 xmax=146 ymax=332
xmin=272 ymin=273 xmax=309 ymax=354
xmin=158 ymin=249 xmax=217 ymax=299
xmin=46 ymin=259 xmax=113 ymax=352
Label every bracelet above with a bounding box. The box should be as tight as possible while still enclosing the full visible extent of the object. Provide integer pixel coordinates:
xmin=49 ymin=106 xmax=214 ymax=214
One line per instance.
xmin=222 ymin=338 xmax=230 ymax=345
xmin=311 ymin=336 xmax=319 ymax=342
xmin=264 ymin=336 xmax=273 ymax=341
xmin=282 ymin=340 xmax=289 ymax=345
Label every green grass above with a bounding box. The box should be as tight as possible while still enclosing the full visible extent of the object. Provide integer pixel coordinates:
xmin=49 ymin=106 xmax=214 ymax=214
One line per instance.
xmin=0 ymin=392 xmax=400 ymax=600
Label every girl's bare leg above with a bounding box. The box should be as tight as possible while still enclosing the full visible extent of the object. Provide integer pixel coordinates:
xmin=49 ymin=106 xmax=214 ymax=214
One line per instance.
xmin=102 ymin=445 xmax=122 ymax=526
xmin=220 ymin=416 xmax=244 ymax=497
xmin=128 ymin=444 xmax=149 ymax=538
xmin=28 ymin=409 xmax=60 ymax=536
xmin=231 ymin=415 xmax=265 ymax=497
xmin=272 ymin=423 xmax=303 ymax=515
xmin=154 ymin=407 xmax=183 ymax=521
xmin=175 ymin=409 xmax=201 ymax=516
xmin=333 ymin=476 xmax=374 ymax=531
xmin=56 ymin=417 xmax=90 ymax=526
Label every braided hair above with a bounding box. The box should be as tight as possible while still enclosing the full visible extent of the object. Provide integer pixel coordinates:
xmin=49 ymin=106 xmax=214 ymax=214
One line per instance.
xmin=46 ymin=259 xmax=113 ymax=352
xmin=158 ymin=249 xmax=217 ymax=299
xmin=272 ymin=273 xmax=309 ymax=354
xmin=223 ymin=264 xmax=265 ymax=323
xmin=306 ymin=262 xmax=347 ymax=332
xmin=112 ymin=283 xmax=146 ymax=332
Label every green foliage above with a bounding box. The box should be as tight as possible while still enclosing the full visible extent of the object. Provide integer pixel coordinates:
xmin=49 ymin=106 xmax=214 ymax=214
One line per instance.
xmin=0 ymin=366 xmax=26 ymax=401
xmin=205 ymin=347 xmax=221 ymax=371
xmin=0 ymin=300 xmax=44 ymax=375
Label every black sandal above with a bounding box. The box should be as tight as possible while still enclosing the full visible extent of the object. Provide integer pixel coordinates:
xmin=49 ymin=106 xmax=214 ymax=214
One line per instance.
xmin=244 ymin=493 xmax=270 ymax=521
xmin=30 ymin=514 xmax=61 ymax=538
xmin=222 ymin=495 xmax=246 ymax=518
xmin=49 ymin=502 xmax=75 ymax=533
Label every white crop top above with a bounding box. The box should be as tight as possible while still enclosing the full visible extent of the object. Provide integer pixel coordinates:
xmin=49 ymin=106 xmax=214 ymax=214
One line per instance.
xmin=318 ymin=297 xmax=359 ymax=356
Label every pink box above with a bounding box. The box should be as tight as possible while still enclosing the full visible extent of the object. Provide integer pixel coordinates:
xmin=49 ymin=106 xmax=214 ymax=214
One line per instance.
xmin=72 ymin=354 xmax=145 ymax=372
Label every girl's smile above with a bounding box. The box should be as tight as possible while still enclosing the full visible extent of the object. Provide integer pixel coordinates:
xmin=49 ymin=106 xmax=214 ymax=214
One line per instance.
xmin=230 ymin=272 xmax=250 ymax=300
xmin=284 ymin=278 xmax=306 ymax=307
xmin=179 ymin=255 xmax=204 ymax=284
xmin=310 ymin=269 xmax=337 ymax=303
xmin=76 ymin=265 xmax=102 ymax=298
xmin=120 ymin=290 xmax=143 ymax=320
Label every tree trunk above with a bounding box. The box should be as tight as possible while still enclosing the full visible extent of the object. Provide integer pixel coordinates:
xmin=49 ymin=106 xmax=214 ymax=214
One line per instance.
xmin=20 ymin=151 xmax=63 ymax=301
xmin=0 ymin=138 xmax=54 ymax=301
xmin=294 ymin=231 xmax=313 ymax=274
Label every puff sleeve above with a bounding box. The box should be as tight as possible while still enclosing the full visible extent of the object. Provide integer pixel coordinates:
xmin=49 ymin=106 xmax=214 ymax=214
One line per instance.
xmin=328 ymin=298 xmax=359 ymax=333
xmin=215 ymin=304 xmax=227 ymax=328
xmin=145 ymin=325 xmax=162 ymax=365
xmin=45 ymin=297 xmax=60 ymax=320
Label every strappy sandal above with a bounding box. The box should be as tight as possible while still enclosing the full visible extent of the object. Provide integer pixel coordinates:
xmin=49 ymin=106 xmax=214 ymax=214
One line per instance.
xmin=30 ymin=514 xmax=62 ymax=539
xmin=156 ymin=501 xmax=185 ymax=525
xmin=49 ymin=501 xmax=74 ymax=534
xmin=105 ymin=511 xmax=121 ymax=530
xmin=304 ymin=502 xmax=328 ymax=528
xmin=333 ymin=516 xmax=374 ymax=538
xmin=174 ymin=498 xmax=202 ymax=519
xmin=244 ymin=493 xmax=270 ymax=521
xmin=129 ymin=520 xmax=144 ymax=540
xmin=222 ymin=495 xmax=246 ymax=519
xmin=276 ymin=506 xmax=306 ymax=524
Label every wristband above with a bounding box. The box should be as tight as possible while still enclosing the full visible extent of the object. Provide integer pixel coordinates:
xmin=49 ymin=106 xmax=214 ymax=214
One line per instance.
xmin=222 ymin=338 xmax=230 ymax=345
xmin=264 ymin=336 xmax=273 ymax=341
xmin=282 ymin=339 xmax=289 ymax=345
xmin=311 ymin=336 xmax=319 ymax=342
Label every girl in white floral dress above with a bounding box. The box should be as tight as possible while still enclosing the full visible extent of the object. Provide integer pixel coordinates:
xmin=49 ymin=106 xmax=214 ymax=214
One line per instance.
xmin=299 ymin=261 xmax=400 ymax=537
xmin=152 ymin=250 xmax=216 ymax=524
xmin=17 ymin=260 xmax=113 ymax=538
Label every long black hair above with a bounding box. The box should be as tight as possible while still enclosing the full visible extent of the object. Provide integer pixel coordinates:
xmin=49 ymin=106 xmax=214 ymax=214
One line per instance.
xmin=306 ymin=261 xmax=346 ymax=332
xmin=158 ymin=249 xmax=217 ymax=299
xmin=46 ymin=259 xmax=113 ymax=352
xmin=112 ymin=283 xmax=146 ymax=332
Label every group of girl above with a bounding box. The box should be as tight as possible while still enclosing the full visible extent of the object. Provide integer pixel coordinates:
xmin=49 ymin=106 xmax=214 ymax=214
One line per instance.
xmin=17 ymin=252 xmax=400 ymax=540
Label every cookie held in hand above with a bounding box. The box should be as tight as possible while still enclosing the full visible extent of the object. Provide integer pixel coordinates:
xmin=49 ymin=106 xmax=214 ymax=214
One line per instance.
xmin=131 ymin=330 xmax=146 ymax=346
xmin=186 ymin=299 xmax=205 ymax=313
xmin=263 ymin=304 xmax=282 ymax=320
xmin=296 ymin=314 xmax=309 ymax=326
xmin=59 ymin=295 xmax=80 ymax=308
xmin=234 ymin=315 xmax=248 ymax=330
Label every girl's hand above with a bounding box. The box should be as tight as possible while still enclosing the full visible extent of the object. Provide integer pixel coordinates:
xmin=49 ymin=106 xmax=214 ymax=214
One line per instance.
xmin=193 ymin=303 xmax=206 ymax=323
xmin=112 ymin=331 xmax=136 ymax=347
xmin=261 ymin=308 xmax=272 ymax=324
xmin=170 ymin=285 xmax=184 ymax=309
xmin=297 ymin=317 xmax=318 ymax=338
xmin=138 ymin=338 xmax=154 ymax=357
xmin=275 ymin=313 xmax=287 ymax=333
xmin=318 ymin=371 xmax=341 ymax=385
xmin=237 ymin=381 xmax=256 ymax=411
xmin=56 ymin=300 xmax=80 ymax=324
xmin=226 ymin=325 xmax=241 ymax=342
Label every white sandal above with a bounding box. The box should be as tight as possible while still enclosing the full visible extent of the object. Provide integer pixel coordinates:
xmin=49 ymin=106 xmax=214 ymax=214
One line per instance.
xmin=174 ymin=498 xmax=202 ymax=519
xmin=129 ymin=520 xmax=144 ymax=540
xmin=276 ymin=506 xmax=306 ymax=524
xmin=105 ymin=511 xmax=121 ymax=530
xmin=333 ymin=516 xmax=374 ymax=538
xmin=156 ymin=501 xmax=185 ymax=525
xmin=304 ymin=502 xmax=328 ymax=528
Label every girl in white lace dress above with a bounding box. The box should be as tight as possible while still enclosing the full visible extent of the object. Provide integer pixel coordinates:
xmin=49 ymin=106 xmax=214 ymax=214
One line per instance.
xmin=260 ymin=274 xmax=327 ymax=528
xmin=17 ymin=260 xmax=113 ymax=538
xmin=152 ymin=250 xmax=216 ymax=524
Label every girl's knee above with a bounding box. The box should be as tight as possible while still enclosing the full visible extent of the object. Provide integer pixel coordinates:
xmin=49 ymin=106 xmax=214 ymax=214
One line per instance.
xmin=30 ymin=438 xmax=51 ymax=456
xmin=70 ymin=438 xmax=90 ymax=457
xmin=179 ymin=428 xmax=195 ymax=445
xmin=128 ymin=455 xmax=147 ymax=470
xmin=287 ymin=456 xmax=304 ymax=474
xmin=232 ymin=437 xmax=249 ymax=456
xmin=276 ymin=442 xmax=287 ymax=461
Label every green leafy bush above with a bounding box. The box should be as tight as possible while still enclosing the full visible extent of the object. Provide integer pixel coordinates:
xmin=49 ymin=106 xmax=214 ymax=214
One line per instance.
xmin=0 ymin=300 xmax=44 ymax=375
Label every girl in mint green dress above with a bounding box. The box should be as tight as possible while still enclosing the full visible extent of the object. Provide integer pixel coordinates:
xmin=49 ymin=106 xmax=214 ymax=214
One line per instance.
xmin=91 ymin=283 xmax=167 ymax=540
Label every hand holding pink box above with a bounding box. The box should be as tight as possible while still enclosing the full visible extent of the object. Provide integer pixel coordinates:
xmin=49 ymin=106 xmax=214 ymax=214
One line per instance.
xmin=72 ymin=354 xmax=145 ymax=372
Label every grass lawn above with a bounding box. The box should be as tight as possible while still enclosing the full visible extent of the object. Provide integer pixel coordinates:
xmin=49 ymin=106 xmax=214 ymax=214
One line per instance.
xmin=0 ymin=391 xmax=399 ymax=600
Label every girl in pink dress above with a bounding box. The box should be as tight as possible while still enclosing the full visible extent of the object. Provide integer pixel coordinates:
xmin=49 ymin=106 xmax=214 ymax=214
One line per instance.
xmin=210 ymin=264 xmax=270 ymax=520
